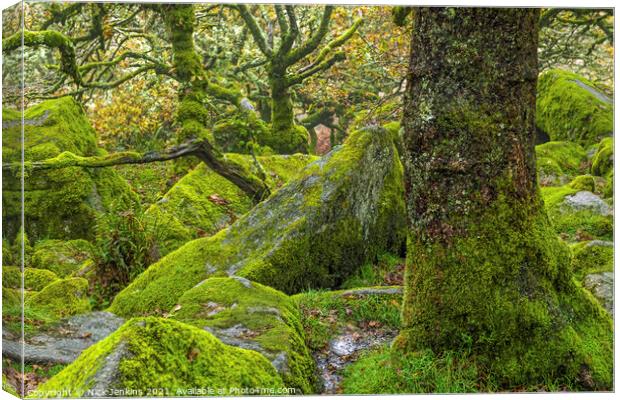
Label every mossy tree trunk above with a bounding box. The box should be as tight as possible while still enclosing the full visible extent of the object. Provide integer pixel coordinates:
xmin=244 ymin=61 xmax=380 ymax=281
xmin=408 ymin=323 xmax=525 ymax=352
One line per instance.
xmin=234 ymin=5 xmax=361 ymax=154
xmin=161 ymin=4 xmax=270 ymax=203
xmin=396 ymin=8 xmax=612 ymax=388
xmin=269 ymin=71 xmax=295 ymax=136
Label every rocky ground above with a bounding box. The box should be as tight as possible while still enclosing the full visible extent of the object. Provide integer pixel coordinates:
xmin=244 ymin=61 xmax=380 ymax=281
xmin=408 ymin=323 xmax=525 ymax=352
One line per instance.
xmin=1 ymin=68 xmax=614 ymax=395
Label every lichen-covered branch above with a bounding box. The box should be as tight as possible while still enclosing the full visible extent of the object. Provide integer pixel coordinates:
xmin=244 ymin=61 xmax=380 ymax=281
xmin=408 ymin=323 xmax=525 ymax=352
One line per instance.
xmin=3 ymin=141 xmax=202 ymax=172
xmin=277 ymin=5 xmax=299 ymax=56
xmin=296 ymin=18 xmax=362 ymax=75
xmin=289 ymin=51 xmax=345 ymax=85
xmin=234 ymin=4 xmax=273 ymax=57
xmin=3 ymin=30 xmax=81 ymax=84
xmin=286 ymin=6 xmax=333 ymax=65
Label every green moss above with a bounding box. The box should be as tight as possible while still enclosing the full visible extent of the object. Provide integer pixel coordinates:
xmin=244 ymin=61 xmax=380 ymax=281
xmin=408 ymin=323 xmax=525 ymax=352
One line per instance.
xmin=2 ymin=286 xmax=21 ymax=310
xmin=603 ymin=171 xmax=613 ymax=198
xmin=212 ymin=116 xmax=273 ymax=153
xmin=145 ymin=154 xmax=316 ymax=256
xmin=2 ymin=97 xmax=138 ymax=242
xmin=342 ymin=346 xmax=480 ymax=394
xmin=26 ymin=277 xmax=90 ymax=320
xmin=31 ymin=239 xmax=93 ymax=277
xmin=541 ymin=186 xmax=613 ymax=242
xmin=33 ymin=317 xmax=286 ymax=398
xmin=541 ymin=185 xmax=579 ymax=208
xmin=340 ymin=253 xmax=404 ymax=289
xmin=262 ymin=124 xmax=310 ymax=155
xmin=2 ymin=374 xmax=19 ymax=397
xmin=2 ymin=266 xmax=21 ymax=289
xmin=568 ymin=175 xmax=596 ymax=192
xmin=170 ymin=277 xmax=315 ymax=393
xmin=591 ymin=137 xmax=613 ymax=177
xmin=2 ymin=286 xmax=63 ymax=336
xmin=536 ymin=69 xmax=613 ymax=146
xmin=2 ymin=266 xmax=59 ymax=291
xmin=396 ymin=192 xmax=613 ymax=389
xmin=109 ymin=127 xmax=406 ymax=318
xmin=25 ymin=268 xmax=60 ymax=291
xmin=292 ymin=287 xmax=402 ymax=352
xmin=570 ymin=241 xmax=614 ymax=279
xmin=113 ymin=163 xmax=170 ymax=206
xmin=535 ymin=141 xmax=587 ymax=186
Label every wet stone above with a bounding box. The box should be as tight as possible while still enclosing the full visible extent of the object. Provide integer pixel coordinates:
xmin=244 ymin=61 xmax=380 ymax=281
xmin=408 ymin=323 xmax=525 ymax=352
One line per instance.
xmin=2 ymin=311 xmax=124 ymax=365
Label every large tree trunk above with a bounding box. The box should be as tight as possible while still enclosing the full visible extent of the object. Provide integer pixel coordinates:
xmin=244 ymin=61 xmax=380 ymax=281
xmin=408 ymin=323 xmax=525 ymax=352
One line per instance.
xmin=396 ymin=8 xmax=612 ymax=388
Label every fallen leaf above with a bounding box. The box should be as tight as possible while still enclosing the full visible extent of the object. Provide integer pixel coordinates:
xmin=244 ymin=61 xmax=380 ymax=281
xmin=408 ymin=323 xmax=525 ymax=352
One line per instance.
xmin=208 ymin=194 xmax=230 ymax=206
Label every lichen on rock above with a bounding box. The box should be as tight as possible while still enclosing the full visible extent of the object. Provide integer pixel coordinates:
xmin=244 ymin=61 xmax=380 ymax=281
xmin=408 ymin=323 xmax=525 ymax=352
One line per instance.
xmin=109 ymin=126 xmax=406 ymax=318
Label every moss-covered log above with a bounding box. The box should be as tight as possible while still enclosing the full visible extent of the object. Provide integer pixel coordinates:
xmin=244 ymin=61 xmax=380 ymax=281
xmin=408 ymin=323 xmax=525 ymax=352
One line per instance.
xmin=109 ymin=126 xmax=406 ymax=317
xmin=536 ymin=69 xmax=613 ymax=147
xmin=397 ymin=8 xmax=612 ymax=389
xmin=31 ymin=317 xmax=285 ymax=398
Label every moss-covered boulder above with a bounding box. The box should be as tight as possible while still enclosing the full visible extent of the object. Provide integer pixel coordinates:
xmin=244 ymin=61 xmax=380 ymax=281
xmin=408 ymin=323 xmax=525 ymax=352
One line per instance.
xmin=591 ymin=137 xmax=613 ymax=177
xmin=2 ymin=286 xmax=21 ymax=311
xmin=169 ymin=277 xmax=315 ymax=393
xmin=542 ymin=185 xmax=613 ymax=242
xmin=2 ymin=97 xmax=138 ymax=242
xmin=571 ymin=240 xmax=613 ymax=277
xmin=32 ymin=317 xmax=285 ymax=398
xmin=264 ymin=124 xmax=310 ymax=154
xmin=30 ymin=239 xmax=93 ymax=277
xmin=109 ymin=126 xmax=406 ymax=317
xmin=2 ymin=266 xmax=59 ymax=291
xmin=26 ymin=277 xmax=90 ymax=320
xmin=568 ymin=174 xmax=596 ymax=192
xmin=536 ymin=69 xmax=613 ymax=147
xmin=212 ymin=116 xmax=272 ymax=153
xmin=146 ymin=154 xmax=317 ymax=256
xmin=535 ymin=141 xmax=587 ymax=186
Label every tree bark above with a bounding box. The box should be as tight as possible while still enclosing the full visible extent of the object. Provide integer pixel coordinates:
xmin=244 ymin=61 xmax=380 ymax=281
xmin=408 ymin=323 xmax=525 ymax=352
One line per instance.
xmin=269 ymin=73 xmax=295 ymax=135
xmin=396 ymin=8 xmax=612 ymax=388
xmin=161 ymin=4 xmax=270 ymax=203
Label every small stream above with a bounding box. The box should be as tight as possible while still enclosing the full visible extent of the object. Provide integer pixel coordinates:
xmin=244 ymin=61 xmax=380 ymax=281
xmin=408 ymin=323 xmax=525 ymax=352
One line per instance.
xmin=315 ymin=327 xmax=398 ymax=394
